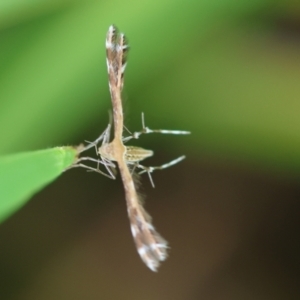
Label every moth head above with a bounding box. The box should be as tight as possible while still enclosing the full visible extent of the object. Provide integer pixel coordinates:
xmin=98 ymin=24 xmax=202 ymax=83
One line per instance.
xmin=99 ymin=143 xmax=116 ymax=161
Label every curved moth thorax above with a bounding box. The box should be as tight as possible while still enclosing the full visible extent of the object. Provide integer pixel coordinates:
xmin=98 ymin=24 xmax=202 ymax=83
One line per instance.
xmin=98 ymin=143 xmax=116 ymax=161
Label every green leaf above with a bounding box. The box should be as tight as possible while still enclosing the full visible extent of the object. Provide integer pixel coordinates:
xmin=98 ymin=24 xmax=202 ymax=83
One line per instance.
xmin=0 ymin=147 xmax=78 ymax=223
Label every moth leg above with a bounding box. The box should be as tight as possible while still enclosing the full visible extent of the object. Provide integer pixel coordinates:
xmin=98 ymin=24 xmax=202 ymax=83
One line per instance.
xmin=123 ymin=113 xmax=190 ymax=143
xmin=131 ymin=155 xmax=186 ymax=187
xmin=69 ymin=156 xmax=116 ymax=179
xmin=79 ymin=124 xmax=111 ymax=154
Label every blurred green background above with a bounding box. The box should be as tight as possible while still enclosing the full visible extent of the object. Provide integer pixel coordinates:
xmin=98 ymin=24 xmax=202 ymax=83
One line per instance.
xmin=0 ymin=0 xmax=300 ymax=299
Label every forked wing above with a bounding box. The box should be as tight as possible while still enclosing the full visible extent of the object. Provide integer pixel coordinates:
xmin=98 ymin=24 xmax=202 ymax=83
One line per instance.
xmin=105 ymin=25 xmax=129 ymax=140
